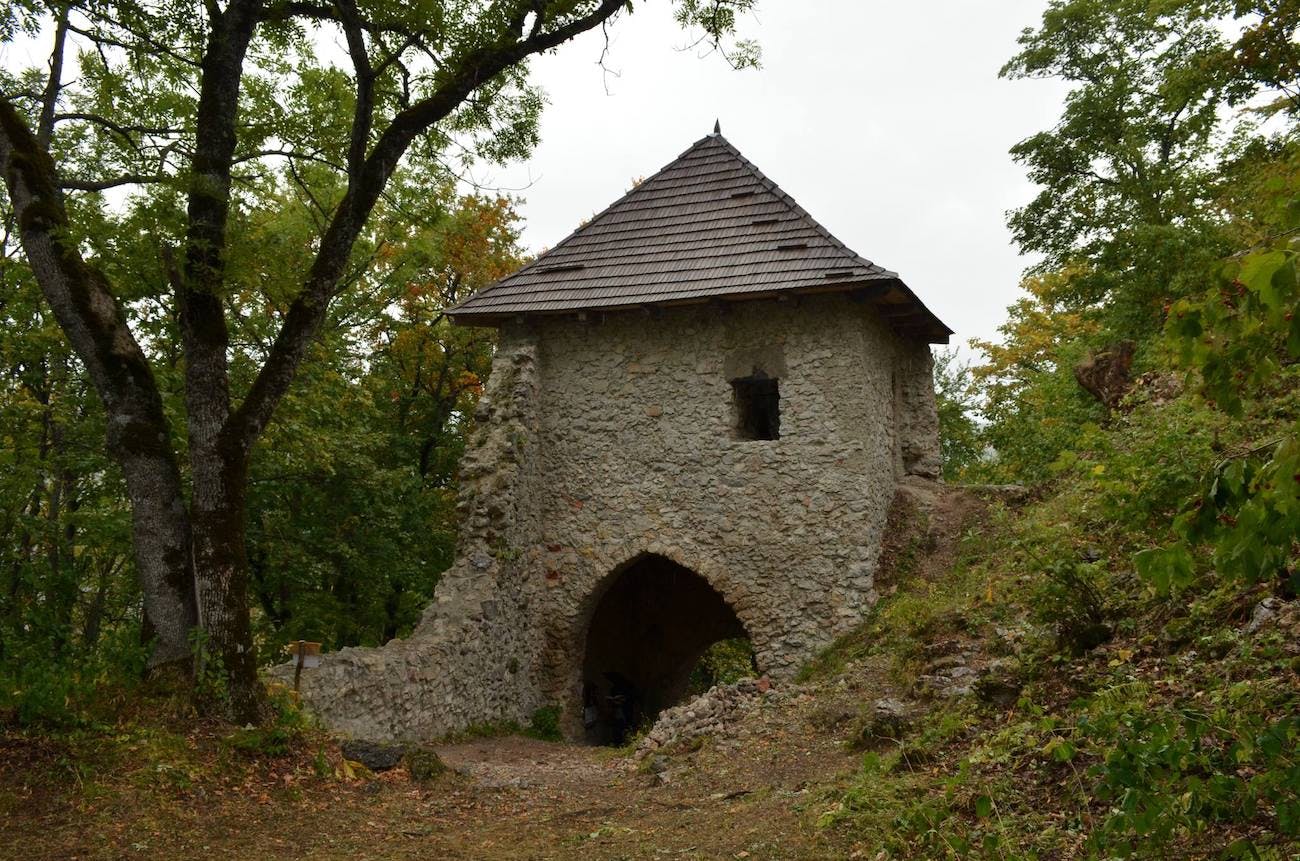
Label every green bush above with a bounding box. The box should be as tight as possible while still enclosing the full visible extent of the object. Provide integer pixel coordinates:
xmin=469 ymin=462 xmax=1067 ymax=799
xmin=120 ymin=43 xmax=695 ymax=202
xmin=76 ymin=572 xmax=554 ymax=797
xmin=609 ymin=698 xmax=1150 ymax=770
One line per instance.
xmin=525 ymin=705 xmax=562 ymax=742
xmin=1034 ymin=559 xmax=1111 ymax=654
xmin=224 ymin=688 xmax=311 ymax=756
xmin=0 ymin=624 xmax=149 ymax=729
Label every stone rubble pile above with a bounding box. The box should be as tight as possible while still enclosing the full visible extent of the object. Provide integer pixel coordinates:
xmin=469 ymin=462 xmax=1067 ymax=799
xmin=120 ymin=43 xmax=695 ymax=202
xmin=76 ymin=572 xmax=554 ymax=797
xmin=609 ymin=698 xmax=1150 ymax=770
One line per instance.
xmin=635 ymin=678 xmax=793 ymax=758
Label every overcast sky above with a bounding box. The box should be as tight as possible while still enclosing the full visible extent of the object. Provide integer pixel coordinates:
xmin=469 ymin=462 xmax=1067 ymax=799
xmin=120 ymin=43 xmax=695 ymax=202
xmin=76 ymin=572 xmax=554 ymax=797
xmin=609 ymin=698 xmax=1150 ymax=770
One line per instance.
xmin=482 ymin=1 xmax=1071 ymax=352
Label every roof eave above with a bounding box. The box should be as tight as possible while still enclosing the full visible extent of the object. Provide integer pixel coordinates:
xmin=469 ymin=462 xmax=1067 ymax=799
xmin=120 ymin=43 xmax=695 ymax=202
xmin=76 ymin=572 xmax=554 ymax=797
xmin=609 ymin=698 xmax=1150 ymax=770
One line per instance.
xmin=448 ymin=278 xmax=953 ymax=344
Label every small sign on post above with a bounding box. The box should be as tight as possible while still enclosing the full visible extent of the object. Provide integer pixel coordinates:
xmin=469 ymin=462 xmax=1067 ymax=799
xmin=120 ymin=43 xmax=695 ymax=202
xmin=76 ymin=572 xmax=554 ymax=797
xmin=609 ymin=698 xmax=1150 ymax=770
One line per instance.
xmin=285 ymin=640 xmax=321 ymax=692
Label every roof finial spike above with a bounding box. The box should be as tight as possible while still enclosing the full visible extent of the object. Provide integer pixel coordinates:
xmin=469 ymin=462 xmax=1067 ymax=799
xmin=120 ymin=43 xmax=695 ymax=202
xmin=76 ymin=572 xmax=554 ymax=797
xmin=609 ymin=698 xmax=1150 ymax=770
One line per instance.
xmin=712 ymin=118 xmax=722 ymax=136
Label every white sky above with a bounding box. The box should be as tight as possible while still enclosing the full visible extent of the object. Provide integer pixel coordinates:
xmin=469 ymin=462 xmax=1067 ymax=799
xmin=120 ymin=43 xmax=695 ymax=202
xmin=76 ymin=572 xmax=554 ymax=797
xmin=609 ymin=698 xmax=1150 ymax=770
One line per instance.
xmin=482 ymin=0 xmax=1071 ymax=351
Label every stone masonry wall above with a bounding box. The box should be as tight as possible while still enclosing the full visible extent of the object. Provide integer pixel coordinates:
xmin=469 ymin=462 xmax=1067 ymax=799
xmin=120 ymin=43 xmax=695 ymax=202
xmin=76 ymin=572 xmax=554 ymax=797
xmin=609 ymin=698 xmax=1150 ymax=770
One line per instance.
xmin=283 ymin=332 xmax=548 ymax=741
xmin=895 ymin=342 xmax=943 ymax=478
xmin=288 ymin=294 xmax=942 ymax=741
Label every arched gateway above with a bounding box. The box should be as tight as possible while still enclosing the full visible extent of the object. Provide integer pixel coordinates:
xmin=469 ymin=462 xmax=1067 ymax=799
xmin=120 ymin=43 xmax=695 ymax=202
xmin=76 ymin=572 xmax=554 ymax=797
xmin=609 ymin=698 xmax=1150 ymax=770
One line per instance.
xmin=287 ymin=129 xmax=950 ymax=743
xmin=579 ymin=554 xmax=748 ymax=743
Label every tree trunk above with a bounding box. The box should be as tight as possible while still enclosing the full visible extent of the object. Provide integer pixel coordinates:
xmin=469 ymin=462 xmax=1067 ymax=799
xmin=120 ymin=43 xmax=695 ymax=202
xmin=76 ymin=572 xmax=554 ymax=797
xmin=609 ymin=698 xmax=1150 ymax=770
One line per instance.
xmin=176 ymin=0 xmax=266 ymax=723
xmin=189 ymin=437 xmax=265 ymax=722
xmin=118 ymin=447 xmax=198 ymax=669
xmin=0 ymin=100 xmax=198 ymax=670
xmin=80 ymin=556 xmax=119 ymax=651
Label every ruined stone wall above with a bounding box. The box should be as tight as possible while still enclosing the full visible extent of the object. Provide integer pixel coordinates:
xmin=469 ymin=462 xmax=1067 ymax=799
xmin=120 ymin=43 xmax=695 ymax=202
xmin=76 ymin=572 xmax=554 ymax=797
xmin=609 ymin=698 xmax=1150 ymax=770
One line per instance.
xmin=288 ymin=294 xmax=942 ymax=742
xmin=895 ymin=342 xmax=943 ymax=478
xmin=284 ymin=332 xmax=549 ymax=741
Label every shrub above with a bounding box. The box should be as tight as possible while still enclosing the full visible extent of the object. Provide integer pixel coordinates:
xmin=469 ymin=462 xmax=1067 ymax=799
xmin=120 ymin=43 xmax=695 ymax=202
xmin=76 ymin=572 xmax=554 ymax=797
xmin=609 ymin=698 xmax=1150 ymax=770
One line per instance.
xmin=224 ymin=688 xmax=310 ymax=756
xmin=1034 ymin=559 xmax=1111 ymax=654
xmin=525 ymin=705 xmax=562 ymax=742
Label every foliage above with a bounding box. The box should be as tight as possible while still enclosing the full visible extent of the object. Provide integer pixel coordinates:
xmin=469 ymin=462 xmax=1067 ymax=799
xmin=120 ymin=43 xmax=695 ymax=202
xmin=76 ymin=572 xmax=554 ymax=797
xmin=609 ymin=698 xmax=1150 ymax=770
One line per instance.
xmin=1137 ymin=215 xmax=1300 ymax=597
xmin=224 ymin=687 xmax=312 ymax=757
xmin=1082 ymin=702 xmax=1300 ymax=854
xmin=969 ymin=269 xmax=1106 ymax=483
xmin=1001 ymin=0 xmax=1245 ymax=337
xmin=686 ymin=637 xmax=756 ymax=695
xmin=0 ymin=623 xmax=150 ymax=729
xmin=822 ymin=5 xmax=1300 ymax=855
xmin=823 ymin=468 xmax=1300 ymax=858
xmin=526 ymin=706 xmax=563 ymax=742
xmin=0 ymin=185 xmax=526 ymax=712
xmin=932 ymin=349 xmax=984 ymax=479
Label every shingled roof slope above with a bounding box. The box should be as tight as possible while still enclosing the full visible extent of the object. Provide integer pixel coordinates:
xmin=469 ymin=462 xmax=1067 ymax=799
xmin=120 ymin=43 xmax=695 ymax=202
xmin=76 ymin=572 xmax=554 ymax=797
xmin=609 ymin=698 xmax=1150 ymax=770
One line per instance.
xmin=449 ymin=132 xmax=952 ymax=343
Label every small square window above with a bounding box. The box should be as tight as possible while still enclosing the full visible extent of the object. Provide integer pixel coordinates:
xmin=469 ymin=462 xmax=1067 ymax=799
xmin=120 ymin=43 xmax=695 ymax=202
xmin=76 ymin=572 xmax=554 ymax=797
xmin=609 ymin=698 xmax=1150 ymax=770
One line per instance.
xmin=732 ymin=374 xmax=780 ymax=440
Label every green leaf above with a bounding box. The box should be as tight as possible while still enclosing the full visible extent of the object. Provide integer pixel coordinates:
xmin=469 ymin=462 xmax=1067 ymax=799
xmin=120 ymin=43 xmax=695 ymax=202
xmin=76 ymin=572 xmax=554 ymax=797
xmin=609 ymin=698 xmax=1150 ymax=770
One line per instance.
xmin=1134 ymin=544 xmax=1196 ymax=594
xmin=1239 ymin=250 xmax=1287 ymax=299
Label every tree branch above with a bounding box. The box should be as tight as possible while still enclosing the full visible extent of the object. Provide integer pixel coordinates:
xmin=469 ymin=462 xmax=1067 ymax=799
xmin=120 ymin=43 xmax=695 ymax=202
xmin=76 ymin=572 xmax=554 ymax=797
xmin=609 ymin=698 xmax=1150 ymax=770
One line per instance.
xmin=228 ymin=0 xmax=629 ymax=447
xmin=335 ymin=0 xmax=374 ymax=178
xmin=0 ymin=98 xmax=173 ymax=462
xmin=38 ymin=5 xmax=70 ymax=148
xmin=177 ymin=0 xmax=264 ymax=471
xmin=60 ymin=173 xmax=167 ymax=191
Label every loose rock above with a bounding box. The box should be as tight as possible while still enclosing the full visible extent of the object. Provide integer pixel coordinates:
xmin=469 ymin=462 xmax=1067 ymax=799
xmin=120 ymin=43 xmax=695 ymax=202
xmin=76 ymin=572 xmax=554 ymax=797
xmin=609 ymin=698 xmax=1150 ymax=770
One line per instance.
xmin=634 ymin=678 xmax=792 ymax=759
xmin=340 ymin=739 xmax=405 ymax=772
xmin=851 ymin=697 xmax=911 ymax=750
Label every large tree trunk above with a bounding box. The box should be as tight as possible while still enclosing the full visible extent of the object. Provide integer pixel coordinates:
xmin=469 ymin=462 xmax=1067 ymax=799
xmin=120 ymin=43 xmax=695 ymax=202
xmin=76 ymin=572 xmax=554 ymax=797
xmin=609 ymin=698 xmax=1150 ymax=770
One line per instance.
xmin=119 ymin=447 xmax=198 ymax=668
xmin=0 ymin=101 xmax=198 ymax=670
xmin=177 ymin=0 xmax=267 ymax=722
xmin=189 ymin=439 xmax=264 ymax=722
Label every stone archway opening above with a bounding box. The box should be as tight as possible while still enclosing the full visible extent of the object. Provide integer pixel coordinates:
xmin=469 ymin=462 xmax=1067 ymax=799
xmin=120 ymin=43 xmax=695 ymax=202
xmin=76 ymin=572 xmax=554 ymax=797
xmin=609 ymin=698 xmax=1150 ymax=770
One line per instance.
xmin=581 ymin=554 xmax=749 ymax=745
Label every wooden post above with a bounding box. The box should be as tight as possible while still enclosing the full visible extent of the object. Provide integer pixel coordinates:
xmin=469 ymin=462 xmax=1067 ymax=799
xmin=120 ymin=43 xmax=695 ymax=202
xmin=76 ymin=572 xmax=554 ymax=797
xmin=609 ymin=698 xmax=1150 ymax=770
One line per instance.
xmin=286 ymin=640 xmax=321 ymax=692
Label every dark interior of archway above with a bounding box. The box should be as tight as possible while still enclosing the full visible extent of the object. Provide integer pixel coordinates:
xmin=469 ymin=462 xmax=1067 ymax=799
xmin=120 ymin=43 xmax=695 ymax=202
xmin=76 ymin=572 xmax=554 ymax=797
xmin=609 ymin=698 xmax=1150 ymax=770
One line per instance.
xmin=582 ymin=555 xmax=747 ymax=745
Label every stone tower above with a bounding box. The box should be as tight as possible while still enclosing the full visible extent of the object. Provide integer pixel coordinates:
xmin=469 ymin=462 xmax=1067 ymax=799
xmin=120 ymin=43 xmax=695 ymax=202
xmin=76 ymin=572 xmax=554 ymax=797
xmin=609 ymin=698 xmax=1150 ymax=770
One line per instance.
xmin=290 ymin=130 xmax=951 ymax=742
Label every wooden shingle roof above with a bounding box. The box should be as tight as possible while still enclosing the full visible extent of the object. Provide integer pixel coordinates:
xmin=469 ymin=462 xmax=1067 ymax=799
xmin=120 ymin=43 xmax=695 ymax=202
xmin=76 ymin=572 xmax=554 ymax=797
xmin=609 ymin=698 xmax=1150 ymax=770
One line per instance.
xmin=449 ymin=131 xmax=952 ymax=344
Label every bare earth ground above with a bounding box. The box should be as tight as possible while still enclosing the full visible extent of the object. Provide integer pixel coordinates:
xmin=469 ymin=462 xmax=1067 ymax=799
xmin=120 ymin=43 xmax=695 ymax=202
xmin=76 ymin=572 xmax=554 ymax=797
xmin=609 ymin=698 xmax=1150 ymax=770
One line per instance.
xmin=5 ymin=686 xmax=869 ymax=861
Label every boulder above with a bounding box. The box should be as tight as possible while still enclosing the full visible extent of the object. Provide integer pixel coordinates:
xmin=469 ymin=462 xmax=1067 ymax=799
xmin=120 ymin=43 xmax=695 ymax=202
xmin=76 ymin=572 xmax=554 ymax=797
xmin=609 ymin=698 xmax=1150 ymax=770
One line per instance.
xmin=1246 ymin=597 xmax=1282 ymax=634
xmin=851 ymin=697 xmax=911 ymax=750
xmin=340 ymin=739 xmax=405 ymax=772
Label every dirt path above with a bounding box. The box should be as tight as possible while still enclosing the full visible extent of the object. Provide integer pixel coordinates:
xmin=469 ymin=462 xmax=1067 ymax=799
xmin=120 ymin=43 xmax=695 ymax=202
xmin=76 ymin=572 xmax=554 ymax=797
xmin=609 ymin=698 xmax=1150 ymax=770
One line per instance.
xmin=327 ymin=690 xmax=863 ymax=861
xmin=10 ymin=685 xmax=865 ymax=861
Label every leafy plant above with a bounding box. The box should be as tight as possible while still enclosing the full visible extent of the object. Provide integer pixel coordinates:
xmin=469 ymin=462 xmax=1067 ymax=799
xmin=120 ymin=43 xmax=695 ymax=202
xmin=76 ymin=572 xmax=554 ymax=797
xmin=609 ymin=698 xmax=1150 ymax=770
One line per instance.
xmin=526 ymin=706 xmax=563 ymax=742
xmin=1139 ymin=219 xmax=1300 ymax=596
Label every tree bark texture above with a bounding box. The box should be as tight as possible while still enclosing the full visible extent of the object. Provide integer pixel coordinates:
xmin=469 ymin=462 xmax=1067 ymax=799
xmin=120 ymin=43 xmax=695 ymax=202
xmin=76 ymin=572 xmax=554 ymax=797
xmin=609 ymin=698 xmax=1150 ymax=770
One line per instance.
xmin=179 ymin=0 xmax=266 ymax=724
